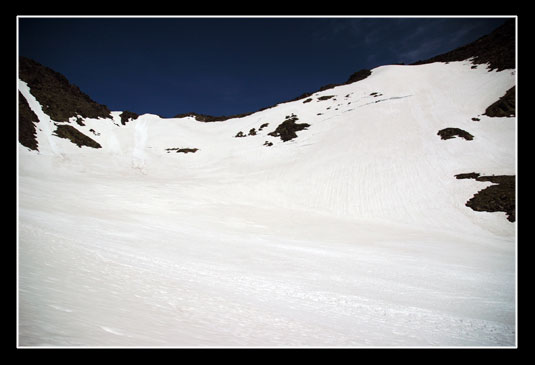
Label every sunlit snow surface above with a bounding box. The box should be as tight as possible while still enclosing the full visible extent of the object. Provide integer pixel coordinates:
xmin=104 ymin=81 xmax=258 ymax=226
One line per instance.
xmin=18 ymin=62 xmax=516 ymax=347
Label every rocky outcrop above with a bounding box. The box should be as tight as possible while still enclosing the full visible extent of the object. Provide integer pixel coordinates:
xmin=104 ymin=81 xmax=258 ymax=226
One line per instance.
xmin=18 ymin=92 xmax=39 ymax=151
xmin=412 ymin=19 xmax=515 ymax=71
xmin=267 ymin=114 xmax=310 ymax=142
xmin=174 ymin=111 xmax=256 ymax=123
xmin=19 ymin=57 xmax=112 ymax=123
xmin=53 ymin=125 xmax=102 ymax=149
xmin=437 ymin=128 xmax=474 ymax=141
xmin=455 ymin=173 xmax=515 ymax=222
xmin=484 ymin=86 xmax=515 ymax=117
xmin=345 ymin=69 xmax=372 ymax=84
xmin=119 ymin=111 xmax=140 ymax=125
xmin=165 ymin=147 xmax=198 ymax=154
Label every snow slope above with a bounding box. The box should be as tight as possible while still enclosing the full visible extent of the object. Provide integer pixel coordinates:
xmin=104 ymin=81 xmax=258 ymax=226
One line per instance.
xmin=17 ymin=61 xmax=516 ymax=347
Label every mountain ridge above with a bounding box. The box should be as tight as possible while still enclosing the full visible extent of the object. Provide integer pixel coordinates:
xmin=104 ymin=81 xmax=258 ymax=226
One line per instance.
xmin=17 ymin=19 xmax=517 ymax=223
xmin=18 ymin=56 xmax=113 ymax=123
xmin=18 ymin=19 xmax=515 ymax=129
xmin=411 ymin=18 xmax=515 ymax=71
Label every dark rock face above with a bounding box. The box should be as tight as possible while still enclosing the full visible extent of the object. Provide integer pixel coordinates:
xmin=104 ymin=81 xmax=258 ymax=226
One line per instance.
xmin=165 ymin=147 xmax=198 ymax=154
xmin=174 ymin=111 xmax=255 ymax=123
xmin=289 ymin=69 xmax=371 ymax=104
xmin=455 ymin=172 xmax=481 ymax=180
xmin=412 ymin=19 xmax=515 ymax=71
xmin=345 ymin=69 xmax=372 ymax=84
xmin=120 ymin=111 xmax=140 ymax=125
xmin=267 ymin=114 xmax=310 ymax=142
xmin=18 ymin=92 xmax=39 ymax=151
xmin=317 ymin=95 xmax=335 ymax=101
xmin=455 ymin=173 xmax=515 ymax=222
xmin=437 ymin=128 xmax=474 ymax=141
xmin=484 ymin=86 xmax=515 ymax=117
xmin=53 ymin=125 xmax=102 ymax=149
xmin=19 ymin=57 xmax=112 ymax=123
xmin=259 ymin=123 xmax=269 ymax=131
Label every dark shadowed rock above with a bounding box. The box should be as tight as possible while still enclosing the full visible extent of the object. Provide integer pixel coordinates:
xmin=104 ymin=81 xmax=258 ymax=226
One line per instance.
xmin=174 ymin=111 xmax=256 ymax=123
xmin=437 ymin=128 xmax=474 ymax=141
xmin=18 ymin=92 xmax=39 ymax=151
xmin=165 ymin=147 xmax=198 ymax=154
xmin=455 ymin=173 xmax=515 ymax=222
xmin=345 ymin=69 xmax=372 ymax=84
xmin=19 ymin=57 xmax=112 ymax=123
xmin=259 ymin=123 xmax=269 ymax=131
xmin=268 ymin=114 xmax=310 ymax=142
xmin=120 ymin=110 xmax=140 ymax=125
xmin=455 ymin=172 xmax=481 ymax=180
xmin=53 ymin=125 xmax=102 ymax=149
xmin=484 ymin=86 xmax=515 ymax=117
xmin=412 ymin=19 xmax=515 ymax=71
xmin=317 ymin=95 xmax=335 ymax=101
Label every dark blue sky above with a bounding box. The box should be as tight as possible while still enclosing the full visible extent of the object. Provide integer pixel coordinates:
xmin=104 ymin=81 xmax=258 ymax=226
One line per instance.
xmin=18 ymin=17 xmax=510 ymax=118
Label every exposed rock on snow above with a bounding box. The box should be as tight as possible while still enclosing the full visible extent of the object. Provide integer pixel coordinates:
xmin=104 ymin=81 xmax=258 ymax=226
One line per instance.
xmin=267 ymin=114 xmax=310 ymax=142
xmin=455 ymin=173 xmax=516 ymax=222
xmin=437 ymin=128 xmax=474 ymax=141
xmin=53 ymin=124 xmax=102 ymax=149
xmin=173 ymin=111 xmax=258 ymax=123
xmin=18 ymin=91 xmax=39 ymax=151
xmin=317 ymin=95 xmax=335 ymax=101
xmin=412 ymin=19 xmax=515 ymax=71
xmin=345 ymin=69 xmax=372 ymax=84
xmin=484 ymin=86 xmax=515 ymax=117
xmin=259 ymin=123 xmax=269 ymax=131
xmin=18 ymin=57 xmax=112 ymax=123
xmin=120 ymin=110 xmax=140 ymax=125
xmin=165 ymin=147 xmax=199 ymax=154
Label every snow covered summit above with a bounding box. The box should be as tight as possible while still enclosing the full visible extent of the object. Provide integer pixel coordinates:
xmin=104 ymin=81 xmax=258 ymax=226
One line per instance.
xmin=18 ymin=20 xmax=517 ymax=347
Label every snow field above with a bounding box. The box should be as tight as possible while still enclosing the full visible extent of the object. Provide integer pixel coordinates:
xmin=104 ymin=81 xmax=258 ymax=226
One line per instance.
xmin=18 ymin=61 xmax=516 ymax=347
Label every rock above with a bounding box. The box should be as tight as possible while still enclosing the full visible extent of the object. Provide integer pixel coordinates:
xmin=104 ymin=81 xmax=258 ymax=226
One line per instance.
xmin=18 ymin=92 xmax=39 ymax=151
xmin=345 ymin=69 xmax=372 ymax=84
xmin=165 ymin=147 xmax=198 ymax=154
xmin=19 ymin=57 xmax=112 ymax=123
xmin=437 ymin=128 xmax=474 ymax=141
xmin=267 ymin=114 xmax=310 ymax=142
xmin=317 ymin=95 xmax=335 ymax=101
xmin=455 ymin=173 xmax=515 ymax=222
xmin=484 ymin=86 xmax=515 ymax=117
xmin=53 ymin=125 xmax=102 ymax=149
xmin=120 ymin=110 xmax=140 ymax=125
xmin=411 ymin=19 xmax=515 ymax=72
